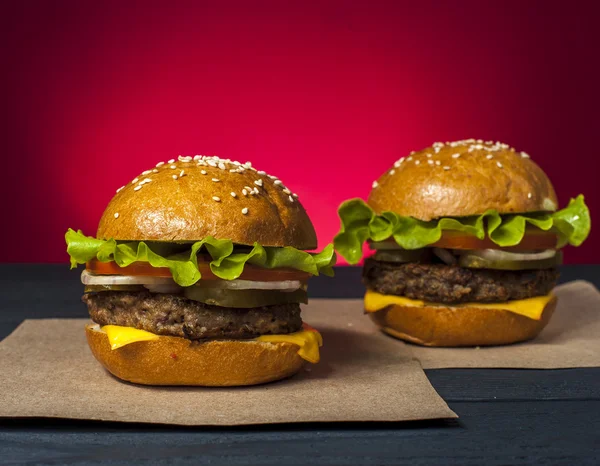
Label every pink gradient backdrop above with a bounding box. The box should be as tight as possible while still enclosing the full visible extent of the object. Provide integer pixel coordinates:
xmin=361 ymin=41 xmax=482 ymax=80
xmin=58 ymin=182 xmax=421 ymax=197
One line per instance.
xmin=1 ymin=1 xmax=598 ymax=263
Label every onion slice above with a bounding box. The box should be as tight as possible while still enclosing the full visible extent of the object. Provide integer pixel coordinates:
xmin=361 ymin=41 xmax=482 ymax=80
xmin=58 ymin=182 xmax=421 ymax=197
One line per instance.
xmin=463 ymin=249 xmax=556 ymax=262
xmin=81 ymin=270 xmax=303 ymax=291
xmin=81 ymin=270 xmax=175 ymax=286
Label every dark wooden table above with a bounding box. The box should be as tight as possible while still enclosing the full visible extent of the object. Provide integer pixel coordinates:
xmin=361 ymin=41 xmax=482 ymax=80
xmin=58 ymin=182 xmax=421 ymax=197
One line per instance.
xmin=1 ymin=265 xmax=599 ymax=465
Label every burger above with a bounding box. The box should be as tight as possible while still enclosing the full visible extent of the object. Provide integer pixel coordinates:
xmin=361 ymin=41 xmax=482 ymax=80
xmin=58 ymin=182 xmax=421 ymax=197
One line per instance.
xmin=334 ymin=140 xmax=590 ymax=347
xmin=66 ymin=155 xmax=335 ymax=385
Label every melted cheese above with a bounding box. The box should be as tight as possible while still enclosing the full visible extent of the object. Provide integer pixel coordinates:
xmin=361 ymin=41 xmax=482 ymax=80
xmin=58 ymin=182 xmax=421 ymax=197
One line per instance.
xmin=257 ymin=325 xmax=323 ymax=364
xmin=103 ymin=325 xmax=160 ymax=349
xmin=100 ymin=324 xmax=322 ymax=364
xmin=364 ymin=290 xmax=554 ymax=321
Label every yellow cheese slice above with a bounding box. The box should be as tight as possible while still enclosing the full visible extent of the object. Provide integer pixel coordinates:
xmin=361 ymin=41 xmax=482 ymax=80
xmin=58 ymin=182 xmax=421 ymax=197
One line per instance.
xmin=257 ymin=326 xmax=323 ymax=364
xmin=364 ymin=290 xmax=554 ymax=321
xmin=103 ymin=325 xmax=160 ymax=349
xmin=100 ymin=324 xmax=322 ymax=364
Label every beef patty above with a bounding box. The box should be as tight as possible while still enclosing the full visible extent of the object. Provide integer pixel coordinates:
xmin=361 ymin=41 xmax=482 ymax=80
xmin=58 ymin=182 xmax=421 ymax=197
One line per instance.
xmin=363 ymin=258 xmax=559 ymax=304
xmin=83 ymin=291 xmax=302 ymax=340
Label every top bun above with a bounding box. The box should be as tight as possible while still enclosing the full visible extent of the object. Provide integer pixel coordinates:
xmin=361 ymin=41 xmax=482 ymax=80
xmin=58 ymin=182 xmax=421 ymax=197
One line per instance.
xmin=368 ymin=140 xmax=558 ymax=221
xmin=97 ymin=156 xmax=317 ymax=249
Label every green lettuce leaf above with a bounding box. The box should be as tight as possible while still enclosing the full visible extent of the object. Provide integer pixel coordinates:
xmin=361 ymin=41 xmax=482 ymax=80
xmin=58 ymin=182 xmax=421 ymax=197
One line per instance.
xmin=334 ymin=195 xmax=591 ymax=264
xmin=66 ymin=229 xmax=336 ymax=286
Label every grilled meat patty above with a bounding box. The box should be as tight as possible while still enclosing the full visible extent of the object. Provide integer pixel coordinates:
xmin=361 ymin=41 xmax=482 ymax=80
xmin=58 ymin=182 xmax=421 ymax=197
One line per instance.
xmin=363 ymin=258 xmax=559 ymax=304
xmin=83 ymin=291 xmax=302 ymax=340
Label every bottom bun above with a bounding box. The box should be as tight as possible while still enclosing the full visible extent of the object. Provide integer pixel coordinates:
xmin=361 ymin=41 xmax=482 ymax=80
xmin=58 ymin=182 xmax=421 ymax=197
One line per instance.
xmin=85 ymin=324 xmax=305 ymax=386
xmin=368 ymin=296 xmax=557 ymax=347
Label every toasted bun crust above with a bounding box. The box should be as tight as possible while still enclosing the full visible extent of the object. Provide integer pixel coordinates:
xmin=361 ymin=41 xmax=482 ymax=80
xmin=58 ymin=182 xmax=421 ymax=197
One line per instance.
xmin=85 ymin=324 xmax=305 ymax=386
xmin=97 ymin=156 xmax=317 ymax=249
xmin=368 ymin=140 xmax=558 ymax=221
xmin=368 ymin=296 xmax=557 ymax=347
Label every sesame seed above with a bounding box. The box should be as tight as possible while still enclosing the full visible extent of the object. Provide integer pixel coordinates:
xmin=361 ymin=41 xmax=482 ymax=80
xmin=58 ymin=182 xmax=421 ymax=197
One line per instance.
xmin=132 ymin=178 xmax=139 ymax=184
xmin=415 ymin=160 xmax=420 ymax=165
xmin=142 ymin=170 xmax=151 ymax=175
xmin=178 ymin=170 xmax=184 ymax=177
xmin=231 ymin=192 xmax=237 ymax=198
xmin=245 ymin=161 xmax=252 ymax=168
xmin=134 ymin=185 xmax=142 ymax=191
xmin=167 ymin=159 xmax=175 ymax=164
xmin=218 ymin=162 xmax=226 ymax=170
xmin=242 ymin=189 xmax=248 ymax=196
xmin=116 ymin=186 xmax=124 ymax=193
xmin=200 ymin=170 xmax=207 ymax=175
xmin=212 ymin=178 xmax=220 ymax=182
xmin=152 ymin=169 xmax=158 ymax=173
xmin=427 ymin=153 xmax=433 ymax=157
xmin=114 ymin=212 xmax=119 ymax=218
xmin=257 ymin=170 xmax=266 ymax=175
xmin=410 ymin=151 xmax=415 ymax=155
xmin=179 ymin=155 xmax=192 ymax=162
xmin=390 ymin=169 xmax=396 ymax=175
xmin=452 ymin=153 xmax=461 ymax=158
xmin=496 ymin=161 xmax=503 ymax=168
xmin=253 ymin=187 xmax=259 ymax=194
xmin=229 ymin=169 xmax=237 ymax=173
xmin=242 ymin=207 xmax=249 ymax=215
xmin=443 ymin=166 xmax=450 ymax=170
xmin=372 ymin=181 xmax=379 ymax=189
xmin=434 ymin=147 xmax=440 ymax=153
xmin=156 ymin=162 xmax=164 ymax=167
xmin=245 ymin=186 xmax=253 ymax=192
xmin=407 ymin=156 xmax=413 ymax=161
xmin=238 ymin=168 xmax=245 ymax=173
xmin=435 ymin=160 xmax=441 ymax=166
xmin=170 ymin=165 xmax=176 ymax=169
xmin=293 ymin=193 xmax=298 ymax=198
xmin=193 ymin=155 xmax=201 ymax=161
xmin=427 ymin=160 xmax=434 ymax=165
xmin=283 ymin=188 xmax=291 ymax=194
xmin=486 ymin=154 xmax=493 ymax=160
xmin=274 ymin=180 xmax=283 ymax=185
xmin=172 ymin=175 xmax=178 ymax=180
xmin=268 ymin=175 xmax=277 ymax=179
xmin=521 ymin=152 xmax=530 ymax=159
xmin=254 ymin=179 xmax=263 ymax=187
xmin=212 ymin=196 xmax=221 ymax=202
xmin=528 ymin=192 xmax=532 ymax=199
xmin=197 ymin=160 xmax=207 ymax=166
xmin=289 ymin=195 xmax=294 ymax=202
xmin=207 ymin=160 xmax=217 ymax=167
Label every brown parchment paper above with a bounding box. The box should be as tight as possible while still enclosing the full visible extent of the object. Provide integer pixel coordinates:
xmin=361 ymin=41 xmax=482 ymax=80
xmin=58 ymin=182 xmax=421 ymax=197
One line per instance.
xmin=0 ymin=301 xmax=456 ymax=425
xmin=409 ymin=281 xmax=600 ymax=369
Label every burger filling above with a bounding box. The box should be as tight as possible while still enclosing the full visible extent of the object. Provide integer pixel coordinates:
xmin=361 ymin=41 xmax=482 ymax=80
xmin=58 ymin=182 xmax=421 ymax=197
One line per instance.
xmin=83 ymin=291 xmax=302 ymax=340
xmin=363 ymin=258 xmax=558 ymax=304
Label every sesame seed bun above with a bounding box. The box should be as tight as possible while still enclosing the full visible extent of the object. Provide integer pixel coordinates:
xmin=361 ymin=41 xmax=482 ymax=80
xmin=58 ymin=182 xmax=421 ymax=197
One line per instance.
xmin=368 ymin=140 xmax=558 ymax=221
xmin=97 ymin=156 xmax=317 ymax=249
xmin=368 ymin=296 xmax=557 ymax=347
xmin=85 ymin=324 xmax=305 ymax=386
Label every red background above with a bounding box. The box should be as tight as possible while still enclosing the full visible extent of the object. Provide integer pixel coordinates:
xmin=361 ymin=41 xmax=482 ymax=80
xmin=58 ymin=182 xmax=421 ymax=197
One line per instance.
xmin=1 ymin=1 xmax=598 ymax=263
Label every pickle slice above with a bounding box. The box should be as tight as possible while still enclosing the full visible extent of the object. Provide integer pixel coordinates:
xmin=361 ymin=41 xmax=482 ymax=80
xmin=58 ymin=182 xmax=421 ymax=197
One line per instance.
xmin=84 ymin=284 xmax=146 ymax=292
xmin=184 ymin=287 xmax=308 ymax=308
xmin=373 ymin=249 xmax=431 ymax=263
xmin=458 ymin=250 xmax=562 ymax=270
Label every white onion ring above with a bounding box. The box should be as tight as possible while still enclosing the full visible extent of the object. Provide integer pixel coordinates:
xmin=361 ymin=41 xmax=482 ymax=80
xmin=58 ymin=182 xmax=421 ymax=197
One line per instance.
xmin=192 ymin=279 xmax=303 ymax=291
xmin=81 ymin=270 xmax=175 ymax=286
xmin=463 ymin=249 xmax=556 ymax=262
xmin=81 ymin=270 xmax=303 ymax=291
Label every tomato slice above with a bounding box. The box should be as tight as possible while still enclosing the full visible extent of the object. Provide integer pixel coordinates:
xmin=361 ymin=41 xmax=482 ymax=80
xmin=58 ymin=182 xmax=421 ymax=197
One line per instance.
xmin=375 ymin=228 xmax=558 ymax=251
xmin=86 ymin=259 xmax=312 ymax=281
